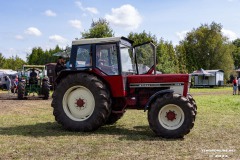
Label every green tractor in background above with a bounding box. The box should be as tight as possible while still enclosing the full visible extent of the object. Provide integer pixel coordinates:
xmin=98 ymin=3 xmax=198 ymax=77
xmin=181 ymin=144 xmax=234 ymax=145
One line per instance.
xmin=17 ymin=65 xmax=50 ymax=100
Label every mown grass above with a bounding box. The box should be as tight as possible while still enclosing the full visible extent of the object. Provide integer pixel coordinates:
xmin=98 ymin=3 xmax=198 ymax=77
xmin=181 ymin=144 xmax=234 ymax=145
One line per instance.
xmin=0 ymin=87 xmax=239 ymax=159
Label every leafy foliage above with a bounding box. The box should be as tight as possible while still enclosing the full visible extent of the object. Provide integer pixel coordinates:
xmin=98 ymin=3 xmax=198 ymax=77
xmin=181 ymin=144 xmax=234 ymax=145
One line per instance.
xmin=81 ymin=18 xmax=114 ymax=38
xmin=232 ymin=39 xmax=240 ymax=69
xmin=1 ymin=55 xmax=26 ymax=70
xmin=27 ymin=46 xmax=62 ymax=65
xmin=1 ymin=19 xmax=238 ymax=79
xmin=0 ymin=53 xmax=5 ymax=68
xmin=177 ymin=22 xmax=234 ymax=79
xmin=156 ymin=39 xmax=179 ymax=73
xmin=128 ymin=31 xmax=179 ymax=73
xmin=128 ymin=30 xmax=157 ymax=46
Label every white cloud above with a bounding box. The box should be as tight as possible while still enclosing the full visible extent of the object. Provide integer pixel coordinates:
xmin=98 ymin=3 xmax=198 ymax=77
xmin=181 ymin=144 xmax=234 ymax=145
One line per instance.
xmin=69 ymin=19 xmax=83 ymax=30
xmin=222 ymin=28 xmax=238 ymax=41
xmin=15 ymin=35 xmax=24 ymax=40
xmin=105 ymin=4 xmax=142 ymax=30
xmin=176 ymin=30 xmax=189 ymax=41
xmin=44 ymin=9 xmax=57 ymax=17
xmin=75 ymin=1 xmax=99 ymax=14
xmin=49 ymin=35 xmax=68 ymax=44
xmin=86 ymin=7 xmax=98 ymax=14
xmin=24 ymin=27 xmax=42 ymax=36
xmin=75 ymin=1 xmax=83 ymax=9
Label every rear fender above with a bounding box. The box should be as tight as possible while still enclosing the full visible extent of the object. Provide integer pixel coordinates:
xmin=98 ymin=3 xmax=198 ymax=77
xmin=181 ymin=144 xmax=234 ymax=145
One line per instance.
xmin=144 ymin=89 xmax=174 ymax=112
xmin=55 ymin=69 xmax=90 ymax=84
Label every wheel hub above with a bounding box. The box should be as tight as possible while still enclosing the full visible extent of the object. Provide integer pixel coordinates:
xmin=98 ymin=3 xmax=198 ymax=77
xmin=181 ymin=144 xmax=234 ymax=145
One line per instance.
xmin=166 ymin=110 xmax=177 ymax=121
xmin=75 ymin=98 xmax=85 ymax=108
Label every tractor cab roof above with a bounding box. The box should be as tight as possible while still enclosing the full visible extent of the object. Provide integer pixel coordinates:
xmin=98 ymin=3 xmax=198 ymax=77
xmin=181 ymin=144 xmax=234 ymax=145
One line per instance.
xmin=72 ymin=36 xmax=133 ymax=46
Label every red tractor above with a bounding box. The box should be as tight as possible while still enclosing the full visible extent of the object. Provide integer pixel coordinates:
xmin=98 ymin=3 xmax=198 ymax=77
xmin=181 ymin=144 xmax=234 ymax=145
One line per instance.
xmin=52 ymin=37 xmax=197 ymax=138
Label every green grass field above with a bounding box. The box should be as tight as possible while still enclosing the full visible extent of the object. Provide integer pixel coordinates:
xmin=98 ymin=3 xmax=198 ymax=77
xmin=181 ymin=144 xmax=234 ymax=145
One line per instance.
xmin=0 ymin=87 xmax=239 ymax=159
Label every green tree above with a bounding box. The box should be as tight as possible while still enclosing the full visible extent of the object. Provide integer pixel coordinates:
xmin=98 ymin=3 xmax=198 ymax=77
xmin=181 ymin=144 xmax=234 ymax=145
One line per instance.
xmin=81 ymin=18 xmax=114 ymax=38
xmin=232 ymin=39 xmax=240 ymax=68
xmin=2 ymin=55 xmax=25 ymax=70
xmin=27 ymin=47 xmax=44 ymax=65
xmin=27 ymin=45 xmax=62 ymax=65
xmin=127 ymin=31 xmax=158 ymax=69
xmin=157 ymin=39 xmax=179 ymax=73
xmin=0 ymin=53 xmax=5 ymax=68
xmin=128 ymin=31 xmax=180 ymax=73
xmin=177 ymin=22 xmax=234 ymax=79
xmin=128 ymin=30 xmax=157 ymax=46
xmin=175 ymin=44 xmax=188 ymax=73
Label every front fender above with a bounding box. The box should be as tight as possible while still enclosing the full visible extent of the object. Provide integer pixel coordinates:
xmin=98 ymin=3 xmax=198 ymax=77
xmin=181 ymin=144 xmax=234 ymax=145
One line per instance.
xmin=144 ymin=89 xmax=174 ymax=112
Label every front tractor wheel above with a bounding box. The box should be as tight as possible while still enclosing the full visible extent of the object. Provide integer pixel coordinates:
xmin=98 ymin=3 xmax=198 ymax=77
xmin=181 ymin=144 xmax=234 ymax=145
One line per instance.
xmin=17 ymin=82 xmax=25 ymax=100
xmin=148 ymin=93 xmax=195 ymax=138
xmin=42 ymin=80 xmax=50 ymax=100
xmin=51 ymin=73 xmax=111 ymax=132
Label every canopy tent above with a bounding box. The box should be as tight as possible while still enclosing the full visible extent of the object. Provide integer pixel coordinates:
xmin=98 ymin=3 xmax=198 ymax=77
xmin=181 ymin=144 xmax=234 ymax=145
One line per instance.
xmin=191 ymin=69 xmax=224 ymax=87
xmin=191 ymin=68 xmax=214 ymax=77
xmin=0 ymin=69 xmax=18 ymax=75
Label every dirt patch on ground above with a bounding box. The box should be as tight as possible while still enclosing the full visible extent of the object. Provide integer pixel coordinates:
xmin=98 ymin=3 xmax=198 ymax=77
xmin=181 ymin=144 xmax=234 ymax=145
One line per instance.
xmin=191 ymin=89 xmax=232 ymax=96
xmin=0 ymin=92 xmax=52 ymax=114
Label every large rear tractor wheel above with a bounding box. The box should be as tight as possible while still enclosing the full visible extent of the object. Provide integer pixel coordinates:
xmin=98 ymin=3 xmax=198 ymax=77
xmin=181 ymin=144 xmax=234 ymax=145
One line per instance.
xmin=51 ymin=73 xmax=111 ymax=132
xmin=148 ymin=93 xmax=195 ymax=138
xmin=42 ymin=80 xmax=50 ymax=100
xmin=17 ymin=82 xmax=25 ymax=100
xmin=188 ymin=94 xmax=197 ymax=116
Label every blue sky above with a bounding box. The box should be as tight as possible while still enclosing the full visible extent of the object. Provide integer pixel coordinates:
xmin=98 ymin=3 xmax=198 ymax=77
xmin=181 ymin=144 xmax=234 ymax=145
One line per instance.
xmin=0 ymin=0 xmax=240 ymax=61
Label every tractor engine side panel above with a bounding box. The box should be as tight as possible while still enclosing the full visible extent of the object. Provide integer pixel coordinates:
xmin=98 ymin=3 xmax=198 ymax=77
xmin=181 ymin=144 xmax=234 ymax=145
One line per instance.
xmin=127 ymin=74 xmax=190 ymax=97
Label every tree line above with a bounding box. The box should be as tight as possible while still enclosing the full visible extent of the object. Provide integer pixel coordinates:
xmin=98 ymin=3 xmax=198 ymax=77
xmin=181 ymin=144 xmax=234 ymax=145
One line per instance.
xmin=1 ymin=19 xmax=240 ymax=80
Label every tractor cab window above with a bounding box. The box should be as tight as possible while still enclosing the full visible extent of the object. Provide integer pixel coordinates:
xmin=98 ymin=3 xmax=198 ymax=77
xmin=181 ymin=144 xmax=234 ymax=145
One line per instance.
xmin=120 ymin=44 xmax=135 ymax=74
xmin=96 ymin=44 xmax=118 ymax=75
xmin=135 ymin=43 xmax=155 ymax=74
xmin=76 ymin=45 xmax=91 ymax=67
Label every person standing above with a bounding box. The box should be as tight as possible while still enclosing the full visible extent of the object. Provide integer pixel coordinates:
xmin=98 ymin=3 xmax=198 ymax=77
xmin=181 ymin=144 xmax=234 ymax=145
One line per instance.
xmin=232 ymin=77 xmax=238 ymax=95
xmin=55 ymin=56 xmax=66 ymax=76
xmin=5 ymin=75 xmax=12 ymax=95
xmin=237 ymin=77 xmax=240 ymax=95
xmin=13 ymin=75 xmax=18 ymax=94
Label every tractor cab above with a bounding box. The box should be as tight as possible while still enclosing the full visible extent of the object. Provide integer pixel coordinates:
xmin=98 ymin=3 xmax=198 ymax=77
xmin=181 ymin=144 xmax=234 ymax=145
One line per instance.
xmin=62 ymin=37 xmax=157 ymax=97
xmin=68 ymin=37 xmax=156 ymax=76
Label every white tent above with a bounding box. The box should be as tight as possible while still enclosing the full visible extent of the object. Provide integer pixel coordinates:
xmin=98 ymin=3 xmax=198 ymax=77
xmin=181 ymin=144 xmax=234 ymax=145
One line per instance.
xmin=191 ymin=68 xmax=214 ymax=76
xmin=191 ymin=69 xmax=224 ymax=87
xmin=0 ymin=69 xmax=18 ymax=89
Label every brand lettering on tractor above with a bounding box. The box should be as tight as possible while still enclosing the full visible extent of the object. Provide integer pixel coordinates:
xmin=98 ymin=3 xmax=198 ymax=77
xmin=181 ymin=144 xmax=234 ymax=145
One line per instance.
xmin=130 ymin=83 xmax=184 ymax=88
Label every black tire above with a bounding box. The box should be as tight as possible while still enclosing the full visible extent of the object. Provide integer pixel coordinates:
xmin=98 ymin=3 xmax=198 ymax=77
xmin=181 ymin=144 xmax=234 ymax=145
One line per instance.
xmin=11 ymin=88 xmax=14 ymax=93
xmin=187 ymin=94 xmax=197 ymax=116
xmin=42 ymin=80 xmax=50 ymax=100
xmin=148 ymin=93 xmax=195 ymax=138
xmin=105 ymin=112 xmax=124 ymax=125
xmin=17 ymin=82 xmax=25 ymax=100
xmin=51 ymin=73 xmax=111 ymax=132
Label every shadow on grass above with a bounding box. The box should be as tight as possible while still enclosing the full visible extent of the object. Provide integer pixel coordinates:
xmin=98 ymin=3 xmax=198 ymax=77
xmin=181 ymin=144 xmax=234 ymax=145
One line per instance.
xmin=0 ymin=122 xmax=182 ymax=141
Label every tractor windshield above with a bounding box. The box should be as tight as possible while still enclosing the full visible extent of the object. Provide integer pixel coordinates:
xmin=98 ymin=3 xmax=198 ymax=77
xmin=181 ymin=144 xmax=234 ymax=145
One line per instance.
xmin=134 ymin=42 xmax=155 ymax=74
xmin=120 ymin=42 xmax=156 ymax=75
xmin=120 ymin=44 xmax=135 ymax=74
